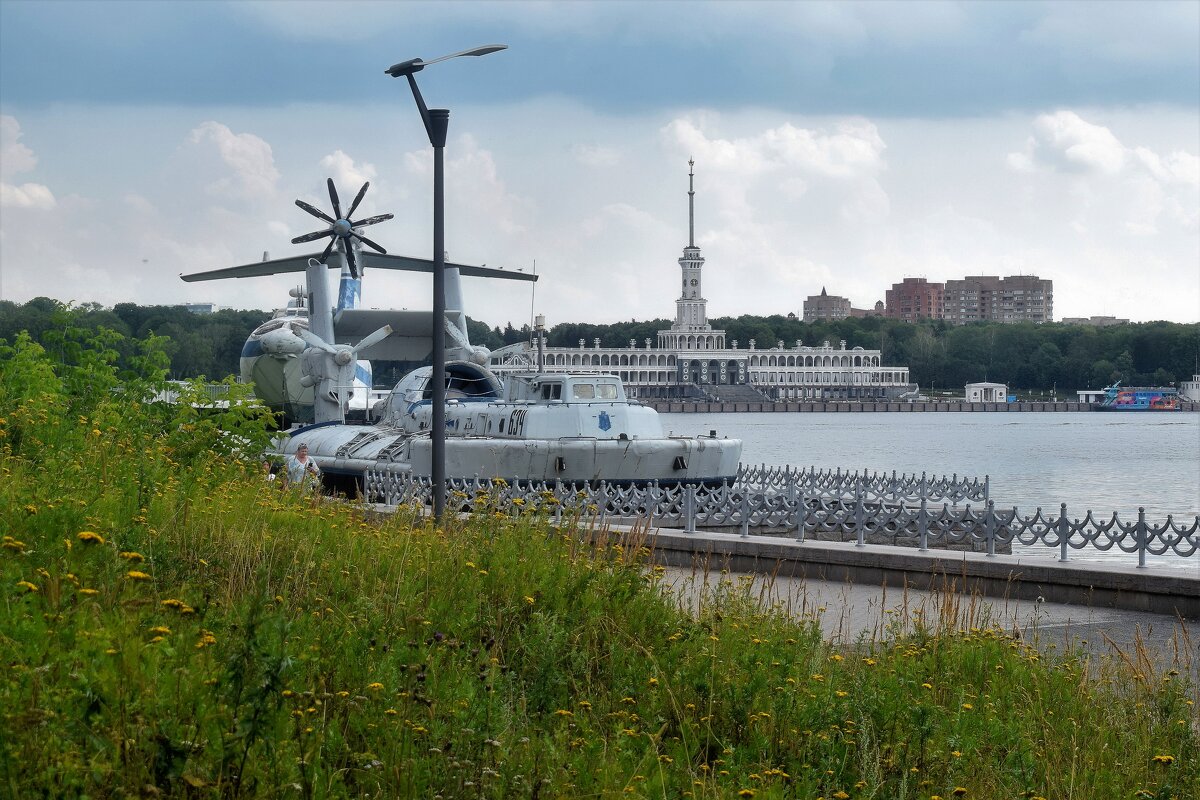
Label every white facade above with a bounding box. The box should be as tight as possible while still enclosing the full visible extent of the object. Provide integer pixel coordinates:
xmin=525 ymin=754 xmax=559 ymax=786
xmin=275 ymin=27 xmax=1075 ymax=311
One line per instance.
xmin=1180 ymin=375 xmax=1200 ymax=403
xmin=966 ymin=382 xmax=1008 ymax=402
xmin=493 ymin=162 xmax=914 ymax=401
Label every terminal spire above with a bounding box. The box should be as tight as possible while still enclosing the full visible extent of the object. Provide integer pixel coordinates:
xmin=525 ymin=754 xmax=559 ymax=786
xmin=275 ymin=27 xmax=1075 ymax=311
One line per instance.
xmin=688 ymin=158 xmax=695 ymax=248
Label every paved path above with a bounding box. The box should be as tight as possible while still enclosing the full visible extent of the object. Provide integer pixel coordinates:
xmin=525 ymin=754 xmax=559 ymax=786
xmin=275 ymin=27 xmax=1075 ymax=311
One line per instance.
xmin=660 ymin=565 xmax=1199 ymax=680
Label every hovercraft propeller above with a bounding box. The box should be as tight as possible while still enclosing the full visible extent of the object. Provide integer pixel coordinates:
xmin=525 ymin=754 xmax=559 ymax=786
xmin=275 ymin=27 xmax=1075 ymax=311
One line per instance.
xmin=291 ymin=178 xmax=394 ymax=278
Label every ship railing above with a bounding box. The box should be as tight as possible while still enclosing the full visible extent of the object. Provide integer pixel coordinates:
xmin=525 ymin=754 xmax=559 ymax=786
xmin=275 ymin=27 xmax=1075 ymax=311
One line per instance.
xmin=363 ymin=468 xmax=1198 ymax=567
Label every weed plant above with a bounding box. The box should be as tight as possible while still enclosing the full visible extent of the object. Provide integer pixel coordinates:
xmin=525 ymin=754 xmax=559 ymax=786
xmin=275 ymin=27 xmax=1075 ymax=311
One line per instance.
xmin=1 ymin=319 xmax=1196 ymax=798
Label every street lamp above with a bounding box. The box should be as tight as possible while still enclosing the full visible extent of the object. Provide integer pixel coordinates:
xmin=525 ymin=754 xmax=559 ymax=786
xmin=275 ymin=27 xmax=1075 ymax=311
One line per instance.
xmin=387 ymin=44 xmax=507 ymax=521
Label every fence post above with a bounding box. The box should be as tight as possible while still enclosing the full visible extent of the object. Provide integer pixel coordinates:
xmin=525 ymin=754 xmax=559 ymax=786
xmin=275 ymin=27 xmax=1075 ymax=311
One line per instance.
xmin=918 ymin=496 xmax=929 ymax=552
xmin=984 ymin=474 xmax=990 ymax=505
xmin=854 ymin=487 xmax=866 ymax=548
xmin=795 ymin=488 xmax=807 ymax=543
xmin=685 ymin=484 xmax=697 ymax=534
xmin=984 ymin=500 xmax=996 ymax=557
xmin=1058 ymin=504 xmax=1069 ymax=563
xmin=554 ymin=478 xmax=563 ymax=527
xmin=1136 ymin=507 xmax=1148 ymax=569
xmin=740 ymin=486 xmax=750 ymax=539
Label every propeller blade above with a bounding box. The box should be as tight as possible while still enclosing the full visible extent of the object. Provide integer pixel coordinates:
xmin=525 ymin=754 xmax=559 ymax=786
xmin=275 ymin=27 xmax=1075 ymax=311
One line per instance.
xmin=352 ymin=325 xmax=393 ymax=355
xmin=294 ymin=326 xmax=337 ymax=354
xmin=296 ymin=199 xmax=335 ymax=224
xmin=291 ymin=228 xmax=332 ymax=244
xmin=350 ymin=232 xmax=387 ymax=254
xmin=327 ymin=178 xmax=342 ymax=220
xmin=345 ymin=245 xmax=359 ymax=279
xmin=346 ymin=181 xmax=370 ymax=219
xmin=443 ymin=318 xmax=472 ymax=349
xmin=319 ymin=238 xmax=336 ymax=264
xmin=351 ymin=213 xmax=394 ymax=228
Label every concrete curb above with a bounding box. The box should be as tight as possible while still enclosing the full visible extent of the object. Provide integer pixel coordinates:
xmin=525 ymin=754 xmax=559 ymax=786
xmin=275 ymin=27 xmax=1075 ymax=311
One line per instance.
xmin=638 ymin=527 xmax=1200 ymax=619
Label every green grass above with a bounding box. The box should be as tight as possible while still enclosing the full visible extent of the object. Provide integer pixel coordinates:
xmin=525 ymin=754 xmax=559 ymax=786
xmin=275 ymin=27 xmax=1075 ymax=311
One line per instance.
xmin=1 ymin=321 xmax=1197 ymax=799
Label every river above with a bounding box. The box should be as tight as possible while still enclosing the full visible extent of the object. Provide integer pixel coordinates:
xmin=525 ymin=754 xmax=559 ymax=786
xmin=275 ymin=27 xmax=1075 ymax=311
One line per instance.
xmin=661 ymin=411 xmax=1200 ymax=572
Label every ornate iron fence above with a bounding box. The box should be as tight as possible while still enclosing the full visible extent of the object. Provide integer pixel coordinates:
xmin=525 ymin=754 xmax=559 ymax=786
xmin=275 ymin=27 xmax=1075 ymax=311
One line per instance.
xmin=363 ymin=468 xmax=1199 ymax=567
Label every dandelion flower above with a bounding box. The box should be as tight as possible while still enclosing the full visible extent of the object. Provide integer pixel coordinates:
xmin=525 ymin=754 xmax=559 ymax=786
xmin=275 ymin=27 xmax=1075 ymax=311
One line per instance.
xmin=77 ymin=531 xmax=105 ymax=545
xmin=961 ymin=703 xmax=973 ymax=710
xmin=1151 ymin=754 xmax=1175 ymax=765
xmin=952 ymin=789 xmax=968 ymax=797
xmin=126 ymin=570 xmax=151 ymax=581
xmin=119 ymin=551 xmax=144 ymax=562
xmin=367 ymin=682 xmax=384 ymax=691
xmin=16 ymin=580 xmax=38 ymax=592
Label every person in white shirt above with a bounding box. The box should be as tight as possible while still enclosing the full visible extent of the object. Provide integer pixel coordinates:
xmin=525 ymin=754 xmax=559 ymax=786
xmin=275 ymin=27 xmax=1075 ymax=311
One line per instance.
xmin=284 ymin=443 xmax=320 ymax=488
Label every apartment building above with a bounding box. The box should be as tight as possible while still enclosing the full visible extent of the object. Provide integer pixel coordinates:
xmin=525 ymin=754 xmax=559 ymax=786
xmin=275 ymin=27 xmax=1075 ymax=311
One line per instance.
xmin=885 ymin=277 xmax=944 ymax=322
xmin=942 ymin=275 xmax=1053 ymax=325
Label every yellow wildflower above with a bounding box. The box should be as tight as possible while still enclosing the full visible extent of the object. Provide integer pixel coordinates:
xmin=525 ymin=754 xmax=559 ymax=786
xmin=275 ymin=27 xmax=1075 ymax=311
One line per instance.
xmin=16 ymin=580 xmax=38 ymax=592
xmin=126 ymin=570 xmax=151 ymax=581
xmin=119 ymin=551 xmax=144 ymax=562
xmin=1151 ymin=754 xmax=1175 ymax=765
xmin=77 ymin=531 xmax=105 ymax=545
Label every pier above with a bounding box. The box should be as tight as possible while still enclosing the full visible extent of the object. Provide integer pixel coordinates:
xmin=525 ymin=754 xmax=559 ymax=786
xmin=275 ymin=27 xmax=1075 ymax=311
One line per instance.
xmin=648 ymin=399 xmax=1200 ymax=412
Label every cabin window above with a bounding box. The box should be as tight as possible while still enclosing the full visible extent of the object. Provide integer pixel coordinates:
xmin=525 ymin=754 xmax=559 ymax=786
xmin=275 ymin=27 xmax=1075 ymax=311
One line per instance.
xmin=540 ymin=383 xmax=562 ymax=400
xmin=572 ymin=383 xmax=595 ymax=399
xmin=597 ymin=384 xmax=618 ymax=400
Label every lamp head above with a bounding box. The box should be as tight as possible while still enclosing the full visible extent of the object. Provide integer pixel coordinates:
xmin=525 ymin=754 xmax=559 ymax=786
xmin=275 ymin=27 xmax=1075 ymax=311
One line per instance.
xmin=386 ymin=58 xmax=424 ymax=77
xmin=386 ymin=45 xmax=507 ymax=77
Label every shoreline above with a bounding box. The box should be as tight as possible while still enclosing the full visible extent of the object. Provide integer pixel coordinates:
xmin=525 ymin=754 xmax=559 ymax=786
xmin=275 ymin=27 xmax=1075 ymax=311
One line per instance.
xmin=647 ymin=399 xmax=1200 ymax=413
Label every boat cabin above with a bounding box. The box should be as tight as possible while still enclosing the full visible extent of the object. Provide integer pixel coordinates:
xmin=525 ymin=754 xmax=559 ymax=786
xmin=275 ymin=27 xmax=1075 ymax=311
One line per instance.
xmin=502 ymin=374 xmax=627 ymax=404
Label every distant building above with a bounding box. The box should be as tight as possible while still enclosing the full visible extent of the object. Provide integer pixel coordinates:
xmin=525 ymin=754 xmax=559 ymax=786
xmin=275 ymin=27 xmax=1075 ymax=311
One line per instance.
xmin=803 ymin=288 xmax=851 ymax=321
xmin=965 ymin=382 xmax=1008 ymax=402
xmin=1180 ymin=375 xmax=1200 ymax=403
xmin=885 ymin=277 xmax=944 ymax=322
xmin=184 ymin=302 xmax=224 ymax=314
xmin=942 ymin=275 xmax=1053 ymax=325
xmin=851 ymin=301 xmax=885 ymax=318
xmin=1061 ymin=315 xmax=1129 ymax=327
xmin=492 ymin=162 xmax=915 ymax=401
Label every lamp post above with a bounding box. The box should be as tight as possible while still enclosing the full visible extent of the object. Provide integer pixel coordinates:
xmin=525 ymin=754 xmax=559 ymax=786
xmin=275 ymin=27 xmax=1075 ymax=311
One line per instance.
xmin=387 ymin=44 xmax=507 ymax=521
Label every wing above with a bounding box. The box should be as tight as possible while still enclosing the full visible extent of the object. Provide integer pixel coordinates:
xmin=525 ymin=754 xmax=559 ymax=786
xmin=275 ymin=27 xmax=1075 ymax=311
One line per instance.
xmin=181 ymin=252 xmax=539 ymax=283
xmin=358 ymin=253 xmax=538 ymax=282
xmin=179 ymin=254 xmax=324 ymax=282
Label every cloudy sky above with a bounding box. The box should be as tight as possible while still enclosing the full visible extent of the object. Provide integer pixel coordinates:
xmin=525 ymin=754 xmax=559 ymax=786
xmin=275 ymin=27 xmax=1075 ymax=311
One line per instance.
xmin=1 ymin=0 xmax=1197 ymax=328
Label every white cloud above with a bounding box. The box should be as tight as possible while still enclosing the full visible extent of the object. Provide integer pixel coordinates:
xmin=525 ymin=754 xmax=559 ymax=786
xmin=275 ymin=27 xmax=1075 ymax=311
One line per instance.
xmin=1 ymin=182 xmax=56 ymax=210
xmin=0 ymin=116 xmax=37 ymax=177
xmin=0 ymin=116 xmax=55 ymax=210
xmin=1007 ymin=110 xmax=1199 ymax=237
xmin=186 ymin=121 xmax=280 ymax=198
xmin=1013 ymin=111 xmax=1126 ymax=175
xmin=318 ymin=150 xmax=377 ymax=196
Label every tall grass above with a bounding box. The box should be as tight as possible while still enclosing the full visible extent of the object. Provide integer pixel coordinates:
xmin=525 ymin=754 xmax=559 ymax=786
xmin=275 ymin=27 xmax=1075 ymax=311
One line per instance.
xmin=1 ymin=320 xmax=1196 ymax=798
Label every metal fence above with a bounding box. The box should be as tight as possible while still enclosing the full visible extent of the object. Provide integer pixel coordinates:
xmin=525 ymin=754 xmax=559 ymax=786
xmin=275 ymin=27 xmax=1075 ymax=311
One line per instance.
xmin=363 ymin=467 xmax=1199 ymax=567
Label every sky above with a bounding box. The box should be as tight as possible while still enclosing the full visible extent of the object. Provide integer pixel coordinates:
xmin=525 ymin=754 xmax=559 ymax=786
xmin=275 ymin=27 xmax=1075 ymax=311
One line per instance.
xmin=1 ymin=0 xmax=1198 ymax=329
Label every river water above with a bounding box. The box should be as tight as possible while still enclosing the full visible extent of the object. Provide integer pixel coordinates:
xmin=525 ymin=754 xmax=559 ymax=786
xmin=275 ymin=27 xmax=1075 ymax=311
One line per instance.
xmin=661 ymin=411 xmax=1200 ymax=572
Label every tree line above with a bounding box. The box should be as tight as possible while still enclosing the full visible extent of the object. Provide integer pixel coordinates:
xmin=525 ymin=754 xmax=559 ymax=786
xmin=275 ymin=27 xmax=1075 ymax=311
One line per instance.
xmin=2 ymin=298 xmax=1196 ymax=393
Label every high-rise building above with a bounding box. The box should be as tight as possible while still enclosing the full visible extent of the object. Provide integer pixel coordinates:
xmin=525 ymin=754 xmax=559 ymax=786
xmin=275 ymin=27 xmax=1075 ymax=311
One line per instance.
xmin=885 ymin=277 xmax=944 ymax=322
xmin=942 ymin=275 xmax=1053 ymax=325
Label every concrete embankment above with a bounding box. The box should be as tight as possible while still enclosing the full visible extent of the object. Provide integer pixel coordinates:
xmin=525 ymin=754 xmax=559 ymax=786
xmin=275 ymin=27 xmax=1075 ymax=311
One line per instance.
xmin=632 ymin=527 xmax=1200 ymax=619
xmin=648 ymin=400 xmax=1200 ymax=413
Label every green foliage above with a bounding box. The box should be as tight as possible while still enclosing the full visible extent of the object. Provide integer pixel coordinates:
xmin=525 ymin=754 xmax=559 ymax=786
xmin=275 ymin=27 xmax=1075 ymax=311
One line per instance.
xmin=1 ymin=316 xmax=1196 ymax=798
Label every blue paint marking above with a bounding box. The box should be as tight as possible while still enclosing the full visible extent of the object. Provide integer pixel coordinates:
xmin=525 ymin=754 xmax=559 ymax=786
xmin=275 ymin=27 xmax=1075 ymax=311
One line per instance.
xmin=597 ymin=411 xmax=612 ymax=431
xmin=240 ymin=339 xmax=264 ymax=358
xmin=354 ymin=363 xmax=371 ymax=385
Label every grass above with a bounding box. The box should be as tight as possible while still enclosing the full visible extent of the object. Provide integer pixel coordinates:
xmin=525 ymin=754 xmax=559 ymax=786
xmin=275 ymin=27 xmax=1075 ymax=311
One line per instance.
xmin=1 ymin=320 xmax=1197 ymax=799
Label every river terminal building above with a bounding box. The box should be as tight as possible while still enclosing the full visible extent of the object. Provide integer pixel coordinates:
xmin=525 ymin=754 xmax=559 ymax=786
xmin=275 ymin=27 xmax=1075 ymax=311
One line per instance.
xmin=492 ymin=162 xmax=915 ymax=402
